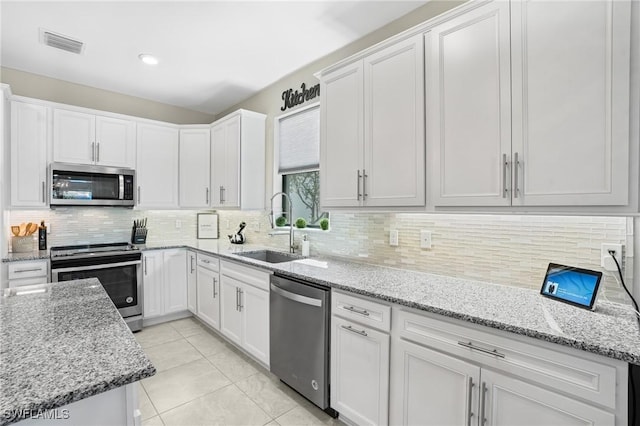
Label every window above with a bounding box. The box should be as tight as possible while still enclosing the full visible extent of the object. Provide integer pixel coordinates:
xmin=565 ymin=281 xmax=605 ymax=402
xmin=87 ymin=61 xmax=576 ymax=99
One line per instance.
xmin=275 ymin=103 xmax=327 ymax=228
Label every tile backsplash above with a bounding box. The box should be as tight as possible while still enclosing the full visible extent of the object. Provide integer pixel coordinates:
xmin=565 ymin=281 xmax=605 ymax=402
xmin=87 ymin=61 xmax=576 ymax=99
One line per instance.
xmin=8 ymin=209 xmax=634 ymax=305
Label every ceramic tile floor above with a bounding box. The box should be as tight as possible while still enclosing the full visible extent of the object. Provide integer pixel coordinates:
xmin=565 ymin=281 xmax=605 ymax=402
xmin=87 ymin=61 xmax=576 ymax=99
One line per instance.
xmin=135 ymin=317 xmax=339 ymax=426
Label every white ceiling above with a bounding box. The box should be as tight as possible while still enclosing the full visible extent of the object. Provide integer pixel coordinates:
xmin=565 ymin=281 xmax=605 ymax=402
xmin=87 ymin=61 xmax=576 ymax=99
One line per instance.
xmin=1 ymin=1 xmax=428 ymax=115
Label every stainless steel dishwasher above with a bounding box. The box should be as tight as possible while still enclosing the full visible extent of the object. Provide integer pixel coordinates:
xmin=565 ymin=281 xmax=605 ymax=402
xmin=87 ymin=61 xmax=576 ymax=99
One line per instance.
xmin=270 ymin=274 xmax=335 ymax=415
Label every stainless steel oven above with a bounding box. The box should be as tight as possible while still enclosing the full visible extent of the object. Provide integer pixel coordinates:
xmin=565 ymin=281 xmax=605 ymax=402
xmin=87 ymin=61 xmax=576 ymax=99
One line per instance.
xmin=51 ymin=243 xmax=143 ymax=331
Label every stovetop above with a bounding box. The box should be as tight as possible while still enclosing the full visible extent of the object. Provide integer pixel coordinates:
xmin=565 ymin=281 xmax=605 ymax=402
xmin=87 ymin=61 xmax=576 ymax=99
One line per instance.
xmin=50 ymin=242 xmax=140 ymax=259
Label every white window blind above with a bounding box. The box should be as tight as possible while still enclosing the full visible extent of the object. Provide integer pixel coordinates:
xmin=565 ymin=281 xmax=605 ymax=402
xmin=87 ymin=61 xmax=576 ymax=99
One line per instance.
xmin=278 ymin=105 xmax=319 ymax=174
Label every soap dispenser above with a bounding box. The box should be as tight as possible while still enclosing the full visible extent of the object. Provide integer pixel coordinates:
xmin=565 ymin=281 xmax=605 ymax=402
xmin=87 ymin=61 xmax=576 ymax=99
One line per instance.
xmin=301 ymin=234 xmax=310 ymax=257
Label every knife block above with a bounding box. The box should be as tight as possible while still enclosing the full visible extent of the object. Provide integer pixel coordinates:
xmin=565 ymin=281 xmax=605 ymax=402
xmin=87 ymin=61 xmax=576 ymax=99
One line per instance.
xmin=131 ymin=226 xmax=148 ymax=244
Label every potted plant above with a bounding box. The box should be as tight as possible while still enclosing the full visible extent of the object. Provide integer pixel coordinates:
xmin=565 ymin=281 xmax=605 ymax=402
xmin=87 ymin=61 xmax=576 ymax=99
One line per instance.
xmin=319 ymin=218 xmax=329 ymax=231
xmin=295 ymin=218 xmax=307 ymax=229
xmin=275 ymin=216 xmax=287 ymax=227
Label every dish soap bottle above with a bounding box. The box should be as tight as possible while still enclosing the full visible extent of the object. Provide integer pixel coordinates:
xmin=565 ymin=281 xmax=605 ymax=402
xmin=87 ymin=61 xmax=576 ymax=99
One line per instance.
xmin=38 ymin=220 xmax=47 ymax=250
xmin=301 ymin=234 xmax=310 ymax=257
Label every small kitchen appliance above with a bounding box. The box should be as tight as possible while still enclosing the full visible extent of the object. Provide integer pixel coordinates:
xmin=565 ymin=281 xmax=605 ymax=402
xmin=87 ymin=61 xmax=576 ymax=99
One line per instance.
xmin=540 ymin=263 xmax=602 ymax=310
xmin=228 ymin=222 xmax=246 ymax=244
xmin=50 ymin=242 xmax=143 ymax=331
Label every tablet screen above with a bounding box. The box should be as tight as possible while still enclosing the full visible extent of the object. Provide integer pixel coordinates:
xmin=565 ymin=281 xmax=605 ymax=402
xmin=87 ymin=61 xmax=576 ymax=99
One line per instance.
xmin=540 ymin=263 xmax=603 ymax=310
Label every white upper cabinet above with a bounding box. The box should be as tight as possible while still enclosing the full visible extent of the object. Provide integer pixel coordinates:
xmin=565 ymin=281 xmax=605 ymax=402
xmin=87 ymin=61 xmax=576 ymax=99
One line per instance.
xmin=53 ymin=108 xmax=135 ymax=168
xmin=136 ymin=122 xmax=179 ymax=209
xmin=320 ymin=62 xmax=364 ymax=208
xmin=428 ymin=1 xmax=512 ymax=207
xmin=210 ymin=110 xmax=266 ymax=210
xmin=179 ymin=127 xmax=211 ymax=208
xmin=11 ymin=100 xmax=49 ymax=208
xmin=320 ymin=34 xmax=425 ymax=208
xmin=363 ymin=35 xmax=425 ymax=207
xmin=429 ymin=0 xmax=631 ymax=207
xmin=510 ymin=0 xmax=631 ymax=206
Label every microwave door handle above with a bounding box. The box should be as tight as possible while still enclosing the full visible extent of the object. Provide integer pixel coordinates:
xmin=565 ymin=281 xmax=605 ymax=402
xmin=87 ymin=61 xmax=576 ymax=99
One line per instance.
xmin=119 ymin=175 xmax=124 ymax=200
xmin=52 ymin=260 xmax=141 ymax=273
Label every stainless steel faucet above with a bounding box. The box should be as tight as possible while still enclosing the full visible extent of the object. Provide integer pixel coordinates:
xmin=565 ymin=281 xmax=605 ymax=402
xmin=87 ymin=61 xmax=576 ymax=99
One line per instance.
xmin=270 ymin=191 xmax=294 ymax=253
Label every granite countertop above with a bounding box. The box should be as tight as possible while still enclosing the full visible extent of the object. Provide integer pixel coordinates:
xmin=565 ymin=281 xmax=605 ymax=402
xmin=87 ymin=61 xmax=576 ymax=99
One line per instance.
xmin=0 ymin=278 xmax=156 ymax=425
xmin=140 ymin=240 xmax=640 ymax=365
xmin=4 ymin=241 xmax=640 ymax=365
xmin=1 ymin=250 xmax=49 ymax=263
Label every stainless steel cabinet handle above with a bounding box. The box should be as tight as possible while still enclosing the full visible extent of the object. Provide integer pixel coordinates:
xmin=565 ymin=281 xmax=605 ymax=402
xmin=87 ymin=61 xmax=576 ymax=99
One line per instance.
xmin=480 ymin=382 xmax=487 ymax=426
xmin=202 ymin=259 xmax=211 ymax=264
xmin=42 ymin=181 xmax=45 ymax=203
xmin=206 ymin=187 xmax=209 ymax=204
xmin=502 ymin=153 xmax=509 ymax=198
xmin=513 ymin=152 xmax=520 ymax=198
xmin=238 ymin=289 xmax=243 ymax=312
xmin=458 ymin=341 xmax=505 ymax=358
xmin=363 ymin=169 xmax=368 ymax=199
xmin=467 ymin=377 xmax=475 ymax=426
xmin=137 ymin=186 xmax=141 ymax=204
xmin=213 ymin=277 xmax=217 ymax=298
xmin=14 ymin=268 xmax=43 ymax=273
xmin=219 ymin=186 xmax=223 ymax=204
xmin=97 ymin=143 xmax=100 ymax=163
xmin=341 ymin=324 xmax=367 ymax=337
xmin=236 ymin=287 xmax=239 ymax=311
xmin=144 ymin=256 xmax=148 ymax=275
xmin=190 ymin=256 xmax=195 ymax=273
xmin=357 ymin=170 xmax=362 ymax=200
xmin=344 ymin=305 xmax=370 ymax=316
xmin=91 ymin=142 xmax=95 ymax=162
xmin=222 ymin=186 xmax=226 ymax=204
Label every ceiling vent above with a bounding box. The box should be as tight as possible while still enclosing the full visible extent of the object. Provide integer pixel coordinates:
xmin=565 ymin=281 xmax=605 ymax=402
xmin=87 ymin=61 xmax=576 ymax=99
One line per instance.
xmin=40 ymin=29 xmax=84 ymax=55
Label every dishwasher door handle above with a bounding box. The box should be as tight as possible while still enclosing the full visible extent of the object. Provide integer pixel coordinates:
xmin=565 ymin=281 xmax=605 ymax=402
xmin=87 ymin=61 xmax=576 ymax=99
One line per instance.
xmin=270 ymin=283 xmax=323 ymax=307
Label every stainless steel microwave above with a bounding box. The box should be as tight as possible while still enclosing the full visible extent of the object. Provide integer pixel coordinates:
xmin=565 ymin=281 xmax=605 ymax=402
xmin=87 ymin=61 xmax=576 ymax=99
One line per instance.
xmin=50 ymin=163 xmax=135 ymax=207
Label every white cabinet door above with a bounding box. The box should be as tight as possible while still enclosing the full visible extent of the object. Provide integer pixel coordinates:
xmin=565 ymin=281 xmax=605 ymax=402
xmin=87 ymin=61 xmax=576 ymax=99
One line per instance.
xmin=428 ymin=1 xmax=512 ymax=207
xmin=390 ymin=338 xmax=480 ymax=426
xmin=162 ymin=249 xmax=187 ymax=314
xmin=136 ymin=123 xmax=179 ymax=208
xmin=320 ymin=62 xmax=364 ymax=208
xmin=11 ymin=101 xmax=49 ymax=207
xmin=179 ymin=128 xmax=210 ymax=208
xmin=511 ymin=0 xmax=631 ymax=206
xmin=142 ymin=251 xmax=163 ymax=319
xmin=95 ymin=116 xmax=135 ymax=168
xmin=211 ymin=115 xmax=240 ymax=208
xmin=331 ymin=316 xmax=390 ymax=426
xmin=241 ymin=283 xmax=269 ymax=366
xmin=219 ymin=275 xmax=242 ymax=345
xmin=187 ymin=251 xmax=197 ymax=314
xmin=364 ymin=34 xmax=425 ymax=207
xmin=53 ymin=109 xmax=95 ymax=165
xmin=196 ymin=266 xmax=220 ymax=330
xmin=482 ymin=369 xmax=614 ymax=426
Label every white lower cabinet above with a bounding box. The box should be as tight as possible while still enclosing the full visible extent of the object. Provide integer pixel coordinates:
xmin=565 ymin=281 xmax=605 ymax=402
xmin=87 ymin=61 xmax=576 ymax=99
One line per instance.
xmin=142 ymin=249 xmax=187 ymax=319
xmin=5 ymin=259 xmax=49 ymax=288
xmin=219 ymin=260 xmax=270 ymax=366
xmin=389 ymin=308 xmax=626 ymax=426
xmin=196 ymin=253 xmax=220 ymax=330
xmin=330 ymin=290 xmax=391 ymax=425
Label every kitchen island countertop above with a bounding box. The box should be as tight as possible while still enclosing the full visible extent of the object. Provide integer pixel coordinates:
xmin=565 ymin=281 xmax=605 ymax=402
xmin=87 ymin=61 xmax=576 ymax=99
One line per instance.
xmin=0 ymin=278 xmax=155 ymax=425
xmin=141 ymin=240 xmax=640 ymax=365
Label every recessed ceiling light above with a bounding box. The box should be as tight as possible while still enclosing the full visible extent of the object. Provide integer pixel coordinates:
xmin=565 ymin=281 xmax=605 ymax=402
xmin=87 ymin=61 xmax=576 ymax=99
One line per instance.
xmin=138 ymin=53 xmax=159 ymax=66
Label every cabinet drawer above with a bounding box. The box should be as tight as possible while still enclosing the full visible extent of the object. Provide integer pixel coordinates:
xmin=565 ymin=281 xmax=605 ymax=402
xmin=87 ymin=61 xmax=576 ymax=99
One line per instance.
xmin=197 ymin=253 xmax=219 ymax=272
xmin=393 ymin=308 xmax=620 ymax=409
xmin=332 ymin=290 xmax=391 ymax=332
xmin=220 ymin=260 xmax=270 ymax=291
xmin=8 ymin=261 xmax=48 ymax=280
xmin=9 ymin=276 xmax=48 ymax=288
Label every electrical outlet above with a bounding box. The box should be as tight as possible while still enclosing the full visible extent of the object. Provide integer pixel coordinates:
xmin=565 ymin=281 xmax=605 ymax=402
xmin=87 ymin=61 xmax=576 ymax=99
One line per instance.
xmin=420 ymin=230 xmax=432 ymax=249
xmin=175 ymin=220 xmax=182 ymax=229
xmin=601 ymin=243 xmax=622 ymax=271
xmin=389 ymin=229 xmax=399 ymax=246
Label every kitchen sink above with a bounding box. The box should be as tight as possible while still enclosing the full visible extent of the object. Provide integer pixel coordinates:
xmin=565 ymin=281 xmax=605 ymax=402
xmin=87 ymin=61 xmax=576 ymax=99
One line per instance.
xmin=237 ymin=250 xmax=303 ymax=264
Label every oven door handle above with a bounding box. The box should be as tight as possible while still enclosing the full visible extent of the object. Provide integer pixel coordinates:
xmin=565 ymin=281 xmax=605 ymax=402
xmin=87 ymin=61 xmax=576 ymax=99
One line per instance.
xmin=52 ymin=260 xmax=141 ymax=274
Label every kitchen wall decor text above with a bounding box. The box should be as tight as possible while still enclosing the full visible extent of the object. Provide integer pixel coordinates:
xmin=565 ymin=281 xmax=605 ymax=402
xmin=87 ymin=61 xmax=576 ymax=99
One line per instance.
xmin=281 ymin=83 xmax=320 ymax=111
